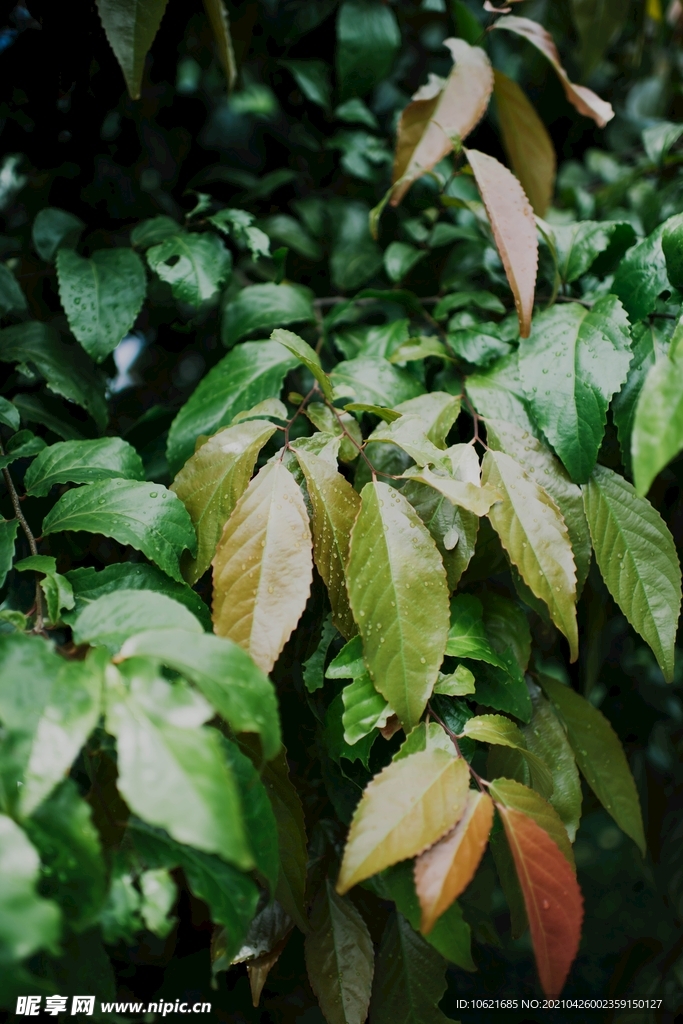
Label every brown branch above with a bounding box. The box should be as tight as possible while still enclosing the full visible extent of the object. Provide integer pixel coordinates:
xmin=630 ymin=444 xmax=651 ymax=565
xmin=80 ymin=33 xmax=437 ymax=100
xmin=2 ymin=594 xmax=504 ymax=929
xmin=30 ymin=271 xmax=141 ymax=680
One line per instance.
xmin=0 ymin=442 xmax=44 ymax=631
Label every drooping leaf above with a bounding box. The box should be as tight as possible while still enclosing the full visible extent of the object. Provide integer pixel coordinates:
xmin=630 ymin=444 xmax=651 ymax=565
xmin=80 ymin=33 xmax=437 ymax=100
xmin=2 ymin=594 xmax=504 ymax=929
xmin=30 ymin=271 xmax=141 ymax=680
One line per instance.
xmin=493 ymin=15 xmax=614 ymax=127
xmin=130 ymin=818 xmax=259 ymax=956
xmin=342 ymin=673 xmax=392 ymax=745
xmin=295 ymin=448 xmax=359 ymax=638
xmin=64 ymin=563 xmax=211 ymax=631
xmin=390 ymin=39 xmax=493 ymax=206
xmin=493 ymin=70 xmax=555 ymax=217
xmin=632 ymin=349 xmax=683 ymax=496
xmin=303 ymin=614 xmax=338 ymax=693
xmin=612 ymin=221 xmax=671 ymax=321
xmin=305 ymin=880 xmax=375 ymax=1024
xmin=465 ymin=149 xmax=538 ymax=338
xmin=523 ymin=686 xmax=582 ymax=841
xmin=118 ymin=629 xmax=281 ymax=760
xmin=489 ymin=778 xmax=575 ymax=867
xmin=0 ymin=429 xmax=46 ymax=471
xmin=402 ymin=478 xmax=479 ymax=591
xmin=222 ymin=283 xmax=315 ymax=348
xmin=0 ymin=519 xmax=19 ymax=589
xmin=495 ymin=806 xmax=583 ymax=997
xmin=337 ymin=749 xmax=470 ymax=893
xmin=463 ymin=715 xmax=553 ymax=798
xmin=212 ymin=460 xmax=313 ymax=674
xmin=368 ymin=912 xmax=450 ymax=1024
xmin=24 ymin=438 xmax=145 ymax=497
xmin=403 ymin=466 xmax=500 ymax=517
xmin=105 ymin=658 xmax=252 ymax=867
xmin=281 ymin=60 xmax=331 ymax=111
xmin=222 ymin=738 xmax=279 ymax=893
xmin=96 ymin=0 xmax=170 ymax=98
xmin=56 ymin=248 xmax=147 ymax=362
xmin=25 ymin=781 xmax=106 ymax=931
xmin=583 ymin=464 xmax=681 ymax=682
xmin=72 ymin=590 xmax=202 ymax=651
xmin=331 ymin=356 xmax=423 ymax=408
xmin=166 ymin=340 xmax=296 ymax=474
xmin=271 ymin=328 xmax=333 ymax=401
xmin=306 ymin=402 xmax=363 ymax=463
xmin=203 ymin=0 xmax=236 ymax=91
xmin=32 ymin=207 xmax=84 ymax=261
xmin=171 ymin=419 xmax=276 ymax=584
xmin=146 ymin=231 xmax=231 ymax=306
xmin=346 ymin=481 xmax=450 ymax=729
xmin=485 ymin=418 xmax=592 ymax=593
xmin=0 ymin=264 xmax=27 ymax=316
xmin=518 ymin=297 xmax=632 ymax=483
xmin=0 ymin=814 xmax=60 ymax=963
xmin=0 ymin=396 xmax=19 ymax=432
xmin=540 ymin=674 xmax=646 ymax=854
xmin=612 ymin=322 xmax=663 ymax=477
xmin=0 ymin=322 xmax=108 ymax=430
xmin=414 ymin=790 xmax=494 ymax=934
xmin=482 ymin=451 xmax=578 ymax=660
xmin=336 ymin=0 xmax=401 ymax=101
xmin=42 ymin=480 xmax=197 ymax=583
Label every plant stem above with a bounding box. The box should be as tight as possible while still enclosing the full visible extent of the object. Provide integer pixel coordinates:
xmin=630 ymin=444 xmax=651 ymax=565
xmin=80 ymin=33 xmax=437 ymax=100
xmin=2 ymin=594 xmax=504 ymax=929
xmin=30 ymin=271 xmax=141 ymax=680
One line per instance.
xmin=0 ymin=443 xmax=44 ymax=631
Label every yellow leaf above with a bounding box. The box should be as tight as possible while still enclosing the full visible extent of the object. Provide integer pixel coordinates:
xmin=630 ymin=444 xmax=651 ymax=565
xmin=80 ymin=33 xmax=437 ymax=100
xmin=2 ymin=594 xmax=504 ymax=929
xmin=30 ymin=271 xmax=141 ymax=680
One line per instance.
xmin=391 ymin=38 xmax=493 ymax=206
xmin=493 ymin=16 xmax=614 ymax=128
xmin=404 ymin=466 xmax=501 ymax=517
xmin=465 ymin=149 xmax=538 ymax=338
xmin=482 ymin=451 xmax=578 ymax=661
xmin=414 ymin=790 xmax=494 ymax=934
xmin=493 ymin=70 xmax=556 ymax=217
xmin=337 ymin=750 xmax=470 ymax=894
xmin=295 ymin=447 xmax=361 ymax=639
xmin=171 ymin=419 xmax=276 ymax=584
xmin=212 ymin=460 xmax=313 ymax=673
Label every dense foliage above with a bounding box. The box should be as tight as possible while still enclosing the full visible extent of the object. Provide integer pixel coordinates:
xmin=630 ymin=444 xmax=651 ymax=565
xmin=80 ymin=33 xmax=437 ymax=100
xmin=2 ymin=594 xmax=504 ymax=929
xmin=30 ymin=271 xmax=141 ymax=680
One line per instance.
xmin=1 ymin=0 xmax=683 ymax=1020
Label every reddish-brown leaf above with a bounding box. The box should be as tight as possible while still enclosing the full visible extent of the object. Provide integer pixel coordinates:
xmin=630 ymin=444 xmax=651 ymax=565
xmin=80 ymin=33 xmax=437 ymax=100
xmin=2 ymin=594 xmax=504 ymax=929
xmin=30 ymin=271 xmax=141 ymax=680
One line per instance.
xmin=391 ymin=38 xmax=493 ymax=206
xmin=493 ymin=69 xmax=556 ymax=217
xmin=492 ymin=16 xmax=614 ymax=127
xmin=465 ymin=149 xmax=538 ymax=338
xmin=497 ymin=806 xmax=583 ymax=997
xmin=414 ymin=790 xmax=494 ymax=934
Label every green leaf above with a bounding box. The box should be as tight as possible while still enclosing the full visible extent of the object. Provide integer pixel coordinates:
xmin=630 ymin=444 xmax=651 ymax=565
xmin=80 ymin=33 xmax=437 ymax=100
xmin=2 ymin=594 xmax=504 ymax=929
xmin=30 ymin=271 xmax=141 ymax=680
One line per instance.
xmin=105 ymin=658 xmax=252 ymax=867
xmin=0 ymin=633 xmax=60 ymax=737
xmin=72 ymin=590 xmax=202 ymax=651
xmin=146 ymin=231 xmax=231 ymax=306
xmin=433 ymin=665 xmax=475 ymax=696
xmin=518 ymin=297 xmax=632 ymax=483
xmin=171 ymin=418 xmax=276 ymax=584
xmin=130 ymin=215 xmax=179 ymax=248
xmin=642 ymin=121 xmax=683 ymax=164
xmin=271 ymin=327 xmax=333 ymax=400
xmin=281 ymin=59 xmax=331 ymax=110
xmin=24 ymin=438 xmax=145 ymax=497
xmin=0 ymin=429 xmax=46 ymax=470
xmin=209 ymin=209 xmax=271 ymax=261
xmin=64 ymin=563 xmax=211 ymax=631
xmin=466 ymin=351 xmax=533 ymax=433
xmin=448 ymin=325 xmax=512 ymax=367
xmin=335 ymin=320 xmax=409 ymax=361
xmin=446 ymin=594 xmax=518 ymax=675
xmin=222 ymin=283 xmax=315 ymax=348
xmin=342 ymin=673 xmax=392 ymax=745
xmin=305 ymin=880 xmax=375 ymax=1024
xmin=485 ymin=418 xmax=592 ymax=594
xmin=383 ymin=242 xmax=425 ymax=284
xmin=327 ymin=635 xmax=366 ymax=680
xmin=96 ymin=0 xmax=170 ymax=99
xmin=632 ymin=348 xmax=683 ymax=495
xmin=381 ymin=860 xmax=475 ymax=971
xmin=463 ymin=715 xmax=553 ymax=798
xmin=332 ymin=357 xmax=422 ymax=411
xmin=261 ymin=213 xmax=321 ymax=260
xmin=662 ymin=213 xmax=683 ymax=290
xmin=336 ymin=0 xmax=400 ymax=100
xmin=482 ymin=451 xmax=578 ymax=661
xmin=0 ymin=518 xmax=19 ymax=588
xmin=612 ymin=321 xmax=663 ymax=477
xmin=118 ymin=628 xmax=281 ymax=760
xmin=0 ymin=396 xmax=19 ymax=432
xmin=42 ymin=479 xmax=197 ymax=583
xmin=540 ymin=674 xmax=645 ymax=855
xmin=612 ymin=220 xmax=671 ymax=321
xmin=369 ymin=912 xmax=451 ymax=1024
xmin=325 ymin=691 xmax=376 ymax=767
xmin=0 ymin=322 xmax=108 ymax=431
xmin=347 ymin=481 xmax=450 ymax=729
xmin=303 ymin=614 xmax=338 ymax=693
xmin=15 ymin=555 xmax=74 ymax=627
xmin=583 ymin=464 xmax=681 ymax=681
xmin=0 ymin=264 xmax=26 ymax=316
xmin=0 ymin=814 xmax=60 ymax=962
xmin=393 ymin=722 xmax=453 ymax=761
xmin=130 ymin=818 xmax=259 ymax=956
xmin=166 ymin=339 xmax=296 ymax=474
xmin=32 ymin=207 xmax=84 ymax=262
xmin=402 ymin=479 xmax=478 ymax=592
xmin=56 ymin=248 xmax=147 ymax=362
xmin=296 ymin=447 xmax=361 ymax=638
xmin=469 ymin=659 xmax=532 ymax=723
xmin=479 ymin=591 xmax=531 ymax=673
xmin=523 ymin=686 xmax=582 ymax=841
xmin=488 ymin=777 xmax=574 ymax=867
xmin=551 ymin=220 xmax=636 ymax=284
xmin=25 ymin=781 xmax=106 ymax=931
xmin=222 ymin=738 xmax=279 ymax=893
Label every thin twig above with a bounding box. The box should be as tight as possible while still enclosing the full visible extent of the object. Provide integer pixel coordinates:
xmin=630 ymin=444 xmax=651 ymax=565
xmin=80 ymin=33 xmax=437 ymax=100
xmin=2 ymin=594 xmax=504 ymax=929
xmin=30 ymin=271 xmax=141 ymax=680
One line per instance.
xmin=427 ymin=702 xmax=488 ymax=791
xmin=0 ymin=443 xmax=44 ymax=631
